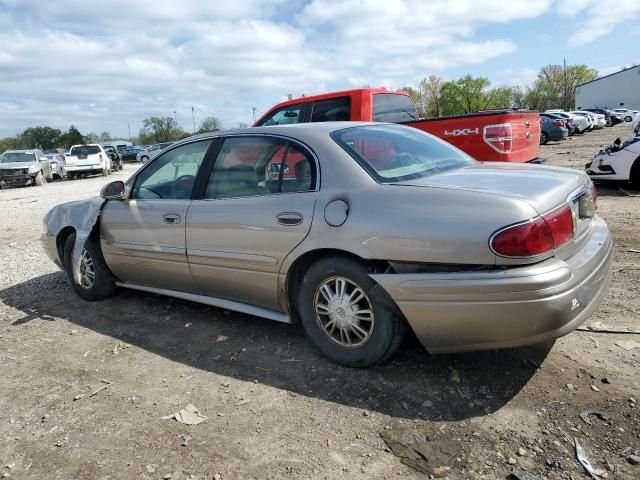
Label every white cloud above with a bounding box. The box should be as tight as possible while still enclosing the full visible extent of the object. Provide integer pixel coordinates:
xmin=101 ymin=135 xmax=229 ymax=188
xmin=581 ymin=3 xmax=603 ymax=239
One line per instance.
xmin=0 ymin=0 xmax=554 ymax=137
xmin=556 ymin=0 xmax=640 ymax=47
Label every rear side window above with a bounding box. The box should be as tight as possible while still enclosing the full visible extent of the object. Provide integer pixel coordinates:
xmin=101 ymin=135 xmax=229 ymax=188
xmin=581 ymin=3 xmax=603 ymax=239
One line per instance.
xmin=258 ymin=103 xmax=307 ymax=126
xmin=373 ymin=94 xmax=418 ymax=122
xmin=70 ymin=146 xmax=101 ymax=155
xmin=204 ymin=136 xmax=316 ymax=199
xmin=311 ymin=97 xmax=351 ymax=122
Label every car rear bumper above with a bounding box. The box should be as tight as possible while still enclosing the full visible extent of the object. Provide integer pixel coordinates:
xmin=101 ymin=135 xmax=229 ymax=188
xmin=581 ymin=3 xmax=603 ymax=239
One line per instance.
xmin=371 ymin=216 xmax=612 ymax=353
xmin=65 ymin=165 xmax=103 ymax=172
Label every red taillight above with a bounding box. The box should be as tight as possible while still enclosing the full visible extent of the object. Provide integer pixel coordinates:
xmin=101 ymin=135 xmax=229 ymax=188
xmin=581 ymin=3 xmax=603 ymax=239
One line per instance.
xmin=491 ymin=204 xmax=574 ymax=257
xmin=553 ymin=120 xmax=564 ymax=127
xmin=483 ymin=123 xmax=512 ymax=154
xmin=99 ymin=153 xmax=104 ymax=162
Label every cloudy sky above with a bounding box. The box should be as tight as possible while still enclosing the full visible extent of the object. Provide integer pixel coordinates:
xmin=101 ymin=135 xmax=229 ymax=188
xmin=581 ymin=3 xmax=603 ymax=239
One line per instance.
xmin=0 ymin=0 xmax=638 ymax=138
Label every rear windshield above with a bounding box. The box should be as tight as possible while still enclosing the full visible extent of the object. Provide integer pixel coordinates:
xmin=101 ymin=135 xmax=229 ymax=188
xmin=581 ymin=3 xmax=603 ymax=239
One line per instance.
xmin=332 ymin=124 xmax=475 ymax=183
xmin=70 ymin=146 xmax=100 ymax=155
xmin=0 ymin=152 xmax=36 ymax=163
xmin=373 ymin=94 xmax=418 ymax=122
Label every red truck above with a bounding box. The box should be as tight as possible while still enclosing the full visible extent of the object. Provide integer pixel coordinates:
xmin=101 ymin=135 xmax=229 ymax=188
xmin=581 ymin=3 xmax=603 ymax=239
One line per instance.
xmin=254 ymin=87 xmax=541 ymax=163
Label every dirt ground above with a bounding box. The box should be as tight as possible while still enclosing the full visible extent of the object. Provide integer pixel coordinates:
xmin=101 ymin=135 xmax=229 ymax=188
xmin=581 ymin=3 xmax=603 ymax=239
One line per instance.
xmin=1 ymin=125 xmax=639 ymax=480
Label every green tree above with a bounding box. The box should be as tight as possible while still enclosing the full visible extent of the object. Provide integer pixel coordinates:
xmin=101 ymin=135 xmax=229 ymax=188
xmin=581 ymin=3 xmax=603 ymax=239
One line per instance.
xmin=100 ymin=131 xmax=112 ymax=142
xmin=59 ymin=125 xmax=85 ymax=149
xmin=18 ymin=126 xmax=62 ymax=150
xmin=139 ymin=116 xmax=184 ymax=143
xmin=530 ymin=63 xmax=598 ymax=111
xmin=197 ymin=116 xmax=221 ymax=134
xmin=85 ymin=132 xmax=99 ymax=143
xmin=420 ymin=75 xmax=444 ymax=117
xmin=0 ymin=136 xmax=20 ymax=153
xmin=439 ymin=75 xmax=513 ymax=115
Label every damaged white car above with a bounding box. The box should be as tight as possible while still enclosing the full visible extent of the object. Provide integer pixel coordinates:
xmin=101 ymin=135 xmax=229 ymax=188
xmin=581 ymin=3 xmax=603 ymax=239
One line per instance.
xmin=586 ymin=122 xmax=640 ymax=187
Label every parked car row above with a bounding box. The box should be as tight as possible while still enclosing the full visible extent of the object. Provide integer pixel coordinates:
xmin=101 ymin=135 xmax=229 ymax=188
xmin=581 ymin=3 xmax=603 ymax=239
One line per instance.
xmin=539 ymin=107 xmax=629 ymax=145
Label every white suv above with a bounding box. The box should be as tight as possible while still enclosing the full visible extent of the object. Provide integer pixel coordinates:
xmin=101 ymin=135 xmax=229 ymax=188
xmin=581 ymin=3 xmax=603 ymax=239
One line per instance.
xmin=65 ymin=144 xmax=112 ymax=180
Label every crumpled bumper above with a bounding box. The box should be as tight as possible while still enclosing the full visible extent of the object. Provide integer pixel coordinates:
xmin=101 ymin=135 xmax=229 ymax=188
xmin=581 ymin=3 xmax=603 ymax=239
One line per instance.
xmin=371 ymin=216 xmax=613 ymax=353
xmin=0 ymin=170 xmax=32 ymax=187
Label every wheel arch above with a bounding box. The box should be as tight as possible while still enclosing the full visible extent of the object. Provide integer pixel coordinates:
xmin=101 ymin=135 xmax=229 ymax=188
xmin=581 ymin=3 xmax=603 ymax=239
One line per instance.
xmin=283 ymin=248 xmax=389 ymax=321
xmin=56 ymin=226 xmax=76 ymax=265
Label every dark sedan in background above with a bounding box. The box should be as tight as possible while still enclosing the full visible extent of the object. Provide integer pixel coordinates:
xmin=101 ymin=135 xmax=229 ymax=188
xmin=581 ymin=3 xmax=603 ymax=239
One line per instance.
xmin=540 ymin=117 xmax=568 ymax=144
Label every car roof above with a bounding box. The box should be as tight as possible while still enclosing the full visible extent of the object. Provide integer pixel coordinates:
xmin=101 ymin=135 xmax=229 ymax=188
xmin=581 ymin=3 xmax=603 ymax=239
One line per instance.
xmin=170 ymin=121 xmax=387 ymax=148
xmin=3 ymin=149 xmax=38 ymax=154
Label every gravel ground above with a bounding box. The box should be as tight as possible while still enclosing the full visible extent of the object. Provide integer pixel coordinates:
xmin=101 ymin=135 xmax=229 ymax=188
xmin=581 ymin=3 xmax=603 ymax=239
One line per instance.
xmin=1 ymin=129 xmax=639 ymax=480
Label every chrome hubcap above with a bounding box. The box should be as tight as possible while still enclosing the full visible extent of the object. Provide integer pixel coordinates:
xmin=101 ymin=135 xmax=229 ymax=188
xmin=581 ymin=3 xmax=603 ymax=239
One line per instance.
xmin=79 ymin=249 xmax=95 ymax=289
xmin=314 ymin=276 xmax=374 ymax=348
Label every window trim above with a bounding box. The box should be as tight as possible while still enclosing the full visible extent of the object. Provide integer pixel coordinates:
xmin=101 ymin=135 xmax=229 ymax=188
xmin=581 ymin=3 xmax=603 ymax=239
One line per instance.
xmin=127 ymin=137 xmax=219 ymax=201
xmin=193 ymin=133 xmax=321 ymax=201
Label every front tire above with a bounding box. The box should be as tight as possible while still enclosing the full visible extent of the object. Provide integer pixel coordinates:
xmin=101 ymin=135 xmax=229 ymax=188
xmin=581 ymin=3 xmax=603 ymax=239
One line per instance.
xmin=141 ymin=156 xmax=149 ymax=163
xmin=63 ymin=233 xmax=117 ymax=301
xmin=540 ymin=132 xmax=549 ymax=145
xmin=298 ymin=256 xmax=406 ymax=368
xmin=625 ymin=116 xmax=632 ymax=122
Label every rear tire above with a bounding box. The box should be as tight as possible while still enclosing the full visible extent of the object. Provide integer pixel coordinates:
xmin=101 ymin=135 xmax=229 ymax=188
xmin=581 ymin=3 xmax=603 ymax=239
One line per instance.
xmin=63 ymin=233 xmax=117 ymax=301
xmin=625 ymin=116 xmax=632 ymax=122
xmin=540 ymin=132 xmax=549 ymax=145
xmin=297 ymin=256 xmax=406 ymax=368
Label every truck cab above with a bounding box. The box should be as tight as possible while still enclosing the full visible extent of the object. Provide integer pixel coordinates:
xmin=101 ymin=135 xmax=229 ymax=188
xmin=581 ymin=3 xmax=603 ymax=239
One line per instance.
xmin=255 ymin=88 xmax=541 ymax=163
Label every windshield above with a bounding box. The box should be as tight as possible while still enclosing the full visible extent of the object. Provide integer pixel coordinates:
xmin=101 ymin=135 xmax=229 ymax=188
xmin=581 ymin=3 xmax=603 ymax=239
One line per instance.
xmin=332 ymin=124 xmax=475 ymax=183
xmin=70 ymin=145 xmax=100 ymax=155
xmin=373 ymin=94 xmax=418 ymax=122
xmin=0 ymin=152 xmax=36 ymax=163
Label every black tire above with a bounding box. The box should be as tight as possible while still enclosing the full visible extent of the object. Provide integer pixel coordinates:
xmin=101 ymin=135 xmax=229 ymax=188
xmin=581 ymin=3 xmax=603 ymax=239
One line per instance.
xmin=141 ymin=156 xmax=149 ymax=163
xmin=625 ymin=116 xmax=632 ymax=122
xmin=630 ymin=158 xmax=640 ymax=189
xmin=34 ymin=171 xmax=46 ymax=186
xmin=297 ymin=256 xmax=406 ymax=368
xmin=63 ymin=233 xmax=117 ymax=301
xmin=540 ymin=132 xmax=549 ymax=145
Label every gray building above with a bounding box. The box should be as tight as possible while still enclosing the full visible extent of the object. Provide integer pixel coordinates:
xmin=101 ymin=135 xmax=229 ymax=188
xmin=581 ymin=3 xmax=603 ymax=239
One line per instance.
xmin=576 ymin=65 xmax=640 ymax=110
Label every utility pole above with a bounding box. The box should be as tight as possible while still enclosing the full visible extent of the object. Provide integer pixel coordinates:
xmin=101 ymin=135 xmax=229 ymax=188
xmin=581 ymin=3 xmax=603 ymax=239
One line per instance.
xmin=287 ymin=94 xmax=293 ymax=100
xmin=173 ymin=111 xmax=177 ymax=125
xmin=191 ymin=107 xmax=196 ymax=134
xmin=252 ymin=106 xmax=257 ymax=123
xmin=128 ymin=123 xmax=131 ymax=142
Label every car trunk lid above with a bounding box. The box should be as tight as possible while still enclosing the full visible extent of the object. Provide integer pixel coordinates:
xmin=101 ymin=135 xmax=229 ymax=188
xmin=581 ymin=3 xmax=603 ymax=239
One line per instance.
xmin=395 ymin=162 xmax=595 ymax=260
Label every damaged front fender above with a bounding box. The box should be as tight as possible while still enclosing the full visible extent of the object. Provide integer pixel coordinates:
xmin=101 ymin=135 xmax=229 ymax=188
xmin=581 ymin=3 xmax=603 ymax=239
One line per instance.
xmin=43 ymin=197 xmax=106 ymax=284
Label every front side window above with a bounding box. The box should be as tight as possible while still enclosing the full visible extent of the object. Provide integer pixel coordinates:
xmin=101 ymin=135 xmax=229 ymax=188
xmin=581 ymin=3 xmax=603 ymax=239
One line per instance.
xmin=373 ymin=94 xmax=418 ymax=122
xmin=205 ymin=136 xmax=316 ymax=199
xmin=132 ymin=140 xmax=212 ymax=200
xmin=332 ymin=124 xmax=475 ymax=183
xmin=311 ymin=97 xmax=351 ymax=122
xmin=257 ymin=104 xmax=306 ymax=126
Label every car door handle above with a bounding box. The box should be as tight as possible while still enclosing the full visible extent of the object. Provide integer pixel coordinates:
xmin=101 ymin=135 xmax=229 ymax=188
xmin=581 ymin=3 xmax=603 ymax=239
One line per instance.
xmin=276 ymin=212 xmax=303 ymax=226
xmin=162 ymin=213 xmax=182 ymax=224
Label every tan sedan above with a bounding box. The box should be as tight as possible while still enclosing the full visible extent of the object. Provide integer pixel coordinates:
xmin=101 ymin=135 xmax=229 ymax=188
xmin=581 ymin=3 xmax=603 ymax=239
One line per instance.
xmin=42 ymin=123 xmax=612 ymax=367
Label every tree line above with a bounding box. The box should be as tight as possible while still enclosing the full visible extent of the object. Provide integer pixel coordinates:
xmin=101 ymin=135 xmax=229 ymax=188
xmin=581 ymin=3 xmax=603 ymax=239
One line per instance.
xmin=1 ymin=61 xmax=597 ymax=153
xmin=0 ymin=116 xmax=222 ymax=153
xmin=403 ymin=62 xmax=597 ymax=117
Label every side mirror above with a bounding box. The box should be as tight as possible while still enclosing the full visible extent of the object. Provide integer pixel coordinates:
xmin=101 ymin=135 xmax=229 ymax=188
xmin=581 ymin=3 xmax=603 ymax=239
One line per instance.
xmin=101 ymin=180 xmax=126 ymax=200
